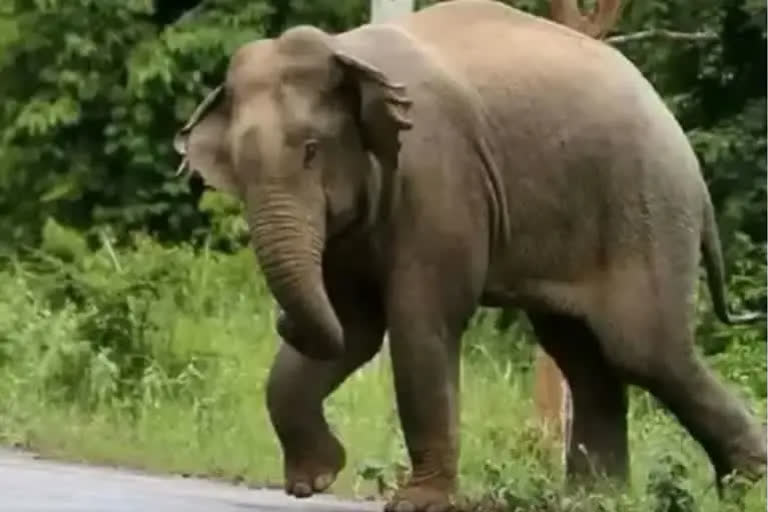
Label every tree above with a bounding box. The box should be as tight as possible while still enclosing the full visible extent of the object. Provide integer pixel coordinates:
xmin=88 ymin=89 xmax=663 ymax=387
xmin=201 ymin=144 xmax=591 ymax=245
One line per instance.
xmin=0 ymin=0 xmax=272 ymax=249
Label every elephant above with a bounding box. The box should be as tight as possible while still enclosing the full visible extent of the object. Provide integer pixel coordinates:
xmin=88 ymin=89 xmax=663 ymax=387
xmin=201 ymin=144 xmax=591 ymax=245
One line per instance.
xmin=173 ymin=0 xmax=767 ymax=510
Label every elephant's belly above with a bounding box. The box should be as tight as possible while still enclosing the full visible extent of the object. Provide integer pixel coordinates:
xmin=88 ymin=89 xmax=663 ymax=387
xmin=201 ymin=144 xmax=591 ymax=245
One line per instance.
xmin=481 ymin=237 xmax=608 ymax=316
xmin=480 ymin=279 xmax=591 ymax=317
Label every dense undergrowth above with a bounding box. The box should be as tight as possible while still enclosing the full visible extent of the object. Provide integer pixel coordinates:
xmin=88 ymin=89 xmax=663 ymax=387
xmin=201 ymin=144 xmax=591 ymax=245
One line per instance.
xmin=0 ymin=217 xmax=764 ymax=511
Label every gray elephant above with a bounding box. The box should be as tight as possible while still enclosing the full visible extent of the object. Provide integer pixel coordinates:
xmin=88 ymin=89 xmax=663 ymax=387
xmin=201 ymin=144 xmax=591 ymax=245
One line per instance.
xmin=173 ymin=1 xmax=766 ymax=510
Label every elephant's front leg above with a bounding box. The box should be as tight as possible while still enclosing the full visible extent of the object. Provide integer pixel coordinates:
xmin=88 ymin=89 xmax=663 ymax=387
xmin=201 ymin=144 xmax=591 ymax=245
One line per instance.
xmin=385 ymin=274 xmax=475 ymax=512
xmin=266 ymin=290 xmax=385 ymax=498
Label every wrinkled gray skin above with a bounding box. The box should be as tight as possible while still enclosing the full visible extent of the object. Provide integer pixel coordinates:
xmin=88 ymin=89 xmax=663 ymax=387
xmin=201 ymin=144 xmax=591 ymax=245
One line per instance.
xmin=174 ymin=1 xmax=766 ymax=510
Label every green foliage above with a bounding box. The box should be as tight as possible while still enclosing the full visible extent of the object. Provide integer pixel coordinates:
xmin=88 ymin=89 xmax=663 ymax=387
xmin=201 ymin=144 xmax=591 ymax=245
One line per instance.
xmin=40 ymin=217 xmax=89 ymax=262
xmin=689 ymin=100 xmax=767 ymax=243
xmin=0 ymin=0 xmax=271 ymax=247
xmin=694 ymin=236 xmax=767 ymax=390
xmin=0 ymin=0 xmax=764 ymax=254
xmin=1 ymin=233 xmax=271 ymax=412
xmin=0 ymin=241 xmax=764 ymax=510
xmin=467 ymin=439 xmax=766 ymax=512
xmin=269 ymin=0 xmax=368 ymax=33
xmin=646 ymin=454 xmax=697 ymax=512
xmin=197 ymin=189 xmax=249 ymax=251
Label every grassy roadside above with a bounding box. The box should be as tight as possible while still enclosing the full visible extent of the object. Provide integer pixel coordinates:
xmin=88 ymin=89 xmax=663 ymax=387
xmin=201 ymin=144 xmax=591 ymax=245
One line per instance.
xmin=0 ymin=232 xmax=764 ymax=511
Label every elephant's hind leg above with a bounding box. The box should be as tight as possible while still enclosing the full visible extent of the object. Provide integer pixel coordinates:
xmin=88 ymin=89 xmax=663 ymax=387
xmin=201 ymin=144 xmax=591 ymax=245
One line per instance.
xmin=528 ymin=312 xmax=630 ymax=485
xmin=266 ymin=286 xmax=385 ymax=498
xmin=638 ymin=350 xmax=768 ymax=486
xmin=587 ymin=269 xmax=767 ymax=488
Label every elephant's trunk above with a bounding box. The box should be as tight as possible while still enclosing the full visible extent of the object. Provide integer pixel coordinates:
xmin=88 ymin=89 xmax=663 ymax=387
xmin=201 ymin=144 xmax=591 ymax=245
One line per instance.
xmin=247 ymin=187 xmax=343 ymax=360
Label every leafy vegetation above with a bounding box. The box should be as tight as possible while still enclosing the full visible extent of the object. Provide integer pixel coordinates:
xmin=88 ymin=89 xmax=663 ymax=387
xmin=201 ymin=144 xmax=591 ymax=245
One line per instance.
xmin=0 ymin=0 xmax=765 ymax=510
xmin=1 ymin=0 xmax=764 ymax=248
xmin=0 ymin=233 xmax=764 ymax=511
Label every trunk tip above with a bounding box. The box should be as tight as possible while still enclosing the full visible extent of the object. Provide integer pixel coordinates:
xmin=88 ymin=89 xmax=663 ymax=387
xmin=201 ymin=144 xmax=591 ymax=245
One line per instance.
xmin=277 ymin=309 xmax=345 ymax=361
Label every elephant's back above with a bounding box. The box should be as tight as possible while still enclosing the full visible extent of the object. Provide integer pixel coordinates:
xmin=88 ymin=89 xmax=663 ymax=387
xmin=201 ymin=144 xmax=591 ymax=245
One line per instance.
xmin=391 ymin=1 xmax=707 ymax=283
xmin=400 ymin=1 xmax=704 ymax=193
xmin=341 ymin=1 xmax=706 ymax=284
xmin=386 ymin=0 xmax=687 ymax=168
xmin=395 ymin=0 xmax=619 ymax=66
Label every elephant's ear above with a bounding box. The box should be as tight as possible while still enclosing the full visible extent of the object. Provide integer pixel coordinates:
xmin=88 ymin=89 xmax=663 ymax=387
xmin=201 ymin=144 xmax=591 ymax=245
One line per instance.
xmin=333 ymin=51 xmax=413 ymax=169
xmin=173 ymin=85 xmax=239 ymax=195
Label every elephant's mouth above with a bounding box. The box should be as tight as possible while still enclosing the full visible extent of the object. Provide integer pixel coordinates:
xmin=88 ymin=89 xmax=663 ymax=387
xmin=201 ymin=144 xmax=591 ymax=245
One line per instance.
xmin=324 ymin=196 xmax=368 ymax=243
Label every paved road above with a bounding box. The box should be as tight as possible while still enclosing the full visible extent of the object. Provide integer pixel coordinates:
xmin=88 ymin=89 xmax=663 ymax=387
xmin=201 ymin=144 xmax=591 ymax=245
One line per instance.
xmin=0 ymin=449 xmax=382 ymax=512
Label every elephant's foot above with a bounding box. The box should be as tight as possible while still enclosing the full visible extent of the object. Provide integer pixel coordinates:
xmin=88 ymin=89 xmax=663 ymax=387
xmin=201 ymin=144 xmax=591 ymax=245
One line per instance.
xmin=716 ymin=427 xmax=767 ymax=485
xmin=384 ymin=476 xmax=456 ymax=512
xmin=282 ymin=432 xmax=346 ymax=498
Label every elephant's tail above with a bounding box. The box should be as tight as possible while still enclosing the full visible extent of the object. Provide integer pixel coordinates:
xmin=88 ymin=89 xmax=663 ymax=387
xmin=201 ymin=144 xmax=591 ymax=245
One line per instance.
xmin=701 ymin=196 xmax=765 ymax=325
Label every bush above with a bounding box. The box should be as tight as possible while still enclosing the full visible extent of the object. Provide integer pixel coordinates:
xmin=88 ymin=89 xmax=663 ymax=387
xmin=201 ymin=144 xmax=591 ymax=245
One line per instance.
xmin=1 ymin=225 xmax=272 ymax=413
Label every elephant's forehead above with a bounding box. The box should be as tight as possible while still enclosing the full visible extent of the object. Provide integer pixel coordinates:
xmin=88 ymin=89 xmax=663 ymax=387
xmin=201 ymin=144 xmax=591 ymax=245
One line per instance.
xmin=227 ymin=38 xmax=333 ymax=98
xmin=227 ymin=39 xmax=281 ymax=92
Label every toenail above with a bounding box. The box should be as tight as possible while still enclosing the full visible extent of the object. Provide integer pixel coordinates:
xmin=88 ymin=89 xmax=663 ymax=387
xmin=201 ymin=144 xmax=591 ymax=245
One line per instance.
xmin=394 ymin=501 xmax=416 ymax=512
xmin=313 ymin=473 xmax=333 ymax=491
xmin=292 ymin=482 xmax=312 ymax=498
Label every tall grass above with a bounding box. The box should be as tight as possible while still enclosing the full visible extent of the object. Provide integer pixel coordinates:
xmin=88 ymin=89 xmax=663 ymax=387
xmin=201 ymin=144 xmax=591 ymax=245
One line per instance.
xmin=0 ymin=226 xmax=764 ymax=511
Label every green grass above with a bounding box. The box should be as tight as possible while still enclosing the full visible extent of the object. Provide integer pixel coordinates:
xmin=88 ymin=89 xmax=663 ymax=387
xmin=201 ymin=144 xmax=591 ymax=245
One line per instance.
xmin=0 ymin=232 xmax=765 ymax=511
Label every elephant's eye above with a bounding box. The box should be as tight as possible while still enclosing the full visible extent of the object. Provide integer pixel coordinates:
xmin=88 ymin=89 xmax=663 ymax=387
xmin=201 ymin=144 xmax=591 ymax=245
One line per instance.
xmin=303 ymin=139 xmax=318 ymax=169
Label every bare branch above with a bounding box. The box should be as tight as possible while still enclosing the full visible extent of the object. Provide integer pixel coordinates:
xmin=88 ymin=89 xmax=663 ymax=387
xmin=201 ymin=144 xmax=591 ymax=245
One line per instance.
xmin=606 ymin=29 xmax=719 ymax=44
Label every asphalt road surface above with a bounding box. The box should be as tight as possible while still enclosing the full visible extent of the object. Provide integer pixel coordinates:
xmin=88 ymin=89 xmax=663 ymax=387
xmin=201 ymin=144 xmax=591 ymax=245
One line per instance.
xmin=0 ymin=448 xmax=383 ymax=512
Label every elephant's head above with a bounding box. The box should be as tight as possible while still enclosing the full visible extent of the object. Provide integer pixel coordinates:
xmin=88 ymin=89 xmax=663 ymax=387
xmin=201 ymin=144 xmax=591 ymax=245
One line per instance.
xmin=174 ymin=26 xmax=412 ymax=360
